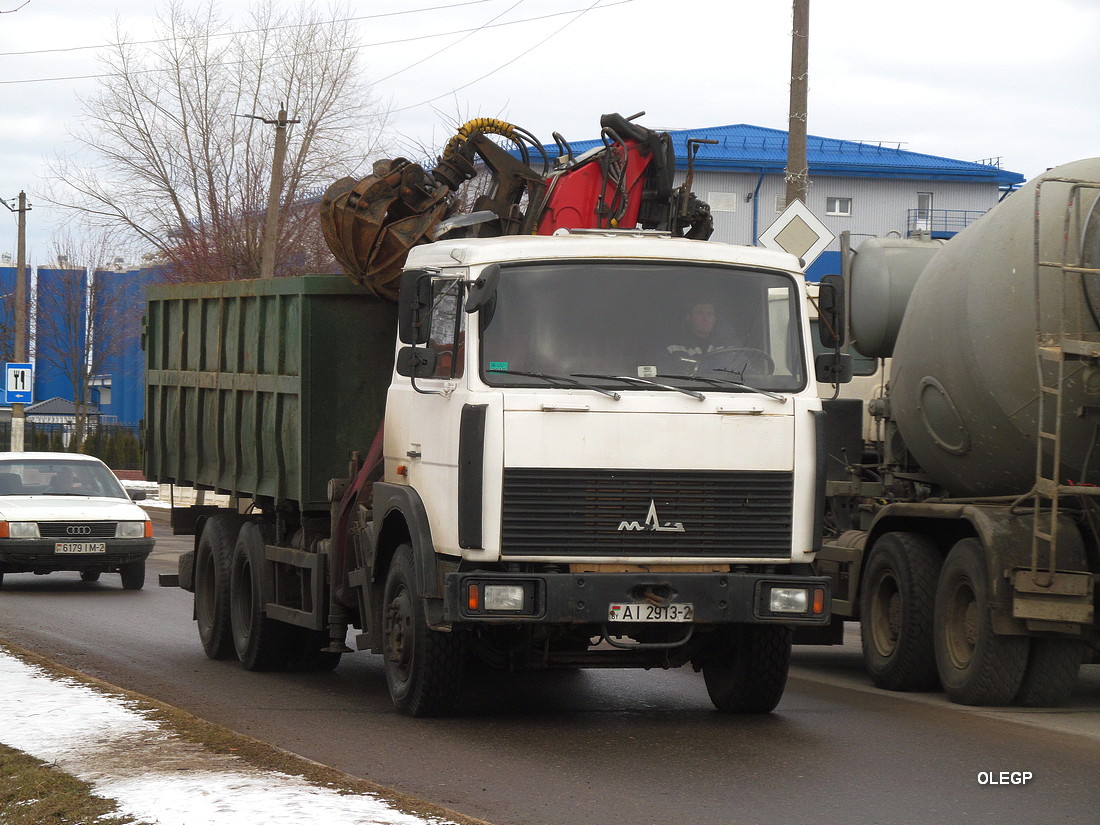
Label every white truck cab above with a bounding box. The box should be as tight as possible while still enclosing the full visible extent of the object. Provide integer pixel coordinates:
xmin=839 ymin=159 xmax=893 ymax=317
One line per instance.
xmin=375 ymin=231 xmax=831 ymax=713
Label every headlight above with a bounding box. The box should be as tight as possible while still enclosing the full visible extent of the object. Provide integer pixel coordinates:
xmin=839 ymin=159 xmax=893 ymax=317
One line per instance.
xmin=116 ymin=521 xmax=150 ymax=538
xmin=482 ymin=583 xmax=526 ymax=611
xmin=6 ymin=522 xmax=40 ymax=539
xmin=768 ymin=587 xmax=810 ymax=614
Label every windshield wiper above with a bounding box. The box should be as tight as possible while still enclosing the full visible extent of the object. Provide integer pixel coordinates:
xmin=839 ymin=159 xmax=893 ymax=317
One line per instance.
xmin=657 ymin=372 xmax=787 ymax=402
xmin=572 ymin=373 xmax=705 ymax=400
xmin=489 ymin=369 xmax=620 ymax=400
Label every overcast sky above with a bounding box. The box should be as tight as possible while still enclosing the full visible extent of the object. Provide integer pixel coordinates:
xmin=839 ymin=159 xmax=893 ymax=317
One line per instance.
xmin=1 ymin=0 xmax=1098 ymax=260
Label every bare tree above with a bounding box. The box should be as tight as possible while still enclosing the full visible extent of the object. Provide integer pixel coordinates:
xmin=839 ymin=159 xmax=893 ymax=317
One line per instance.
xmin=33 ymin=232 xmax=142 ymax=450
xmin=47 ymin=0 xmax=390 ymax=281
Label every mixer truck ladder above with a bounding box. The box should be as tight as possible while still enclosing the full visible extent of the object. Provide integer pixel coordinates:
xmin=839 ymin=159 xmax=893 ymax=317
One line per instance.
xmin=1028 ymin=176 xmax=1100 ymax=587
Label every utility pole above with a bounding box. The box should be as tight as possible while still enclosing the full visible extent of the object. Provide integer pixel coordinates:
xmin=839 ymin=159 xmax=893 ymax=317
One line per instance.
xmin=1 ymin=191 xmax=30 ymax=451
xmin=785 ymin=0 xmax=810 ymax=208
xmin=243 ymin=106 xmax=300 ymax=279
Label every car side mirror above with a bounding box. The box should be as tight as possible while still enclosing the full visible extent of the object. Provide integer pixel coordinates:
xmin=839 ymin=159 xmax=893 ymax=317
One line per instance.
xmin=817 ymin=274 xmax=845 ymax=349
xmin=398 ymin=270 xmax=433 ymax=344
xmin=396 ymin=346 xmax=438 ymax=378
xmin=128 ymin=489 xmax=147 ymax=501
xmin=815 ymin=352 xmax=853 ymax=384
xmin=464 ymin=264 xmax=500 ymax=314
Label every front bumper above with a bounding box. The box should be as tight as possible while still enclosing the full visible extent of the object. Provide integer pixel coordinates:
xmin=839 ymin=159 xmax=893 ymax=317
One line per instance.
xmin=0 ymin=538 xmax=154 ymax=573
xmin=443 ymin=570 xmax=830 ymax=625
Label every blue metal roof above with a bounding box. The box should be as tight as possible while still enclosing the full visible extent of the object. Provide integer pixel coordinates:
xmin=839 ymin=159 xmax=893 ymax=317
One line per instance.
xmin=553 ymin=123 xmax=1024 ymax=186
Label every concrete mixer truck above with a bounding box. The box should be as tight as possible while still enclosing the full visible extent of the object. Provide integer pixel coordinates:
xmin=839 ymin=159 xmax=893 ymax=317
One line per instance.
xmin=814 ymin=159 xmax=1100 ymax=707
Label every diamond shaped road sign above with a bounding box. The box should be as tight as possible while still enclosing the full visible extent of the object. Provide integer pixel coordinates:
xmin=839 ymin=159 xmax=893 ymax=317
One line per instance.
xmin=758 ymin=199 xmax=834 ymax=270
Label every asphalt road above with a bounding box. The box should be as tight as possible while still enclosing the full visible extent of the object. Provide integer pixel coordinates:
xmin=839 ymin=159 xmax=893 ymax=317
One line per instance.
xmin=2 ymin=519 xmax=1100 ymax=825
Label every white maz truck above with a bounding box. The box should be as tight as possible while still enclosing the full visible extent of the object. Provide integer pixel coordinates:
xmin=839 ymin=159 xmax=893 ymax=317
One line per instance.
xmin=149 ymin=230 xmax=834 ymax=716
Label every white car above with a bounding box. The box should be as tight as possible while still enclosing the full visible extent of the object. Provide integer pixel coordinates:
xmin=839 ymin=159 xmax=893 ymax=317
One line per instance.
xmin=0 ymin=452 xmax=154 ymax=590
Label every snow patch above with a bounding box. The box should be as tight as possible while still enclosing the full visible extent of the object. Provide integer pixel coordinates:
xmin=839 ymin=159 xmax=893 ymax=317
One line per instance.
xmin=0 ymin=652 xmax=456 ymax=825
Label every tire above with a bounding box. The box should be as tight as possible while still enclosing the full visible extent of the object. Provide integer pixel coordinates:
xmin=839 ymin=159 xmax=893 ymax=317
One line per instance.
xmin=80 ymin=570 xmax=102 ymax=582
xmin=382 ymin=544 xmax=465 ymax=716
xmin=702 ymin=624 xmax=793 ymax=714
xmin=195 ymin=514 xmax=247 ymax=660
xmin=119 ymin=560 xmax=145 ymax=590
xmin=859 ymin=532 xmax=942 ymax=691
xmin=230 ymin=522 xmax=293 ymax=672
xmin=1015 ymin=638 xmax=1084 ymax=707
xmin=934 ymin=538 xmax=1029 ymax=706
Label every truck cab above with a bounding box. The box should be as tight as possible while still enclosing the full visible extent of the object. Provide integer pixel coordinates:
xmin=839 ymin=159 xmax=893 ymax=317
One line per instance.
xmin=371 ymin=231 xmax=830 ymax=713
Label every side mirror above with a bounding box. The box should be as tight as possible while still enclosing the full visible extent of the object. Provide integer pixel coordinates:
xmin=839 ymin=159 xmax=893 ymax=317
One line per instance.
xmin=128 ymin=489 xmax=147 ymax=501
xmin=396 ymin=346 xmax=438 ymax=378
xmin=464 ymin=264 xmax=501 ymax=314
xmin=815 ymin=352 xmax=853 ymax=384
xmin=816 ymin=274 xmax=846 ymax=349
xmin=398 ymin=270 xmax=433 ymax=344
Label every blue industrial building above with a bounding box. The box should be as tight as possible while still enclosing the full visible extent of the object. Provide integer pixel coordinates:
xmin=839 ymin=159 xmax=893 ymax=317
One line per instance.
xmin=0 ymin=263 xmax=159 ymax=427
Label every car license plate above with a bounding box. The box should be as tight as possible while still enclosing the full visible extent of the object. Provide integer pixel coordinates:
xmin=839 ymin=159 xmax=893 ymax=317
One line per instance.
xmin=608 ymin=602 xmax=694 ymax=622
xmin=55 ymin=542 xmax=107 ymax=554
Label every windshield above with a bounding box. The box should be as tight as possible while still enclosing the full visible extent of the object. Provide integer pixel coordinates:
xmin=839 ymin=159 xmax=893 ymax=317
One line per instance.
xmin=479 ymin=261 xmax=806 ymax=392
xmin=0 ymin=458 xmax=129 ymax=498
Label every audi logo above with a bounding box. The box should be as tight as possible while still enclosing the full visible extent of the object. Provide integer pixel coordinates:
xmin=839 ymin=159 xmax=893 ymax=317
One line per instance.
xmin=66 ymin=525 xmax=93 ymax=535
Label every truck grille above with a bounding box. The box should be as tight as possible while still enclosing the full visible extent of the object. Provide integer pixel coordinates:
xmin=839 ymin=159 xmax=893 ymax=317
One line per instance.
xmin=501 ymin=468 xmax=793 ymax=558
xmin=37 ymin=522 xmax=118 ymax=539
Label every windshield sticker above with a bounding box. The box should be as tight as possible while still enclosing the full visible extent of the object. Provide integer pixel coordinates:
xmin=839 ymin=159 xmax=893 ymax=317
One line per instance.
xmin=489 ymin=361 xmax=509 ymax=371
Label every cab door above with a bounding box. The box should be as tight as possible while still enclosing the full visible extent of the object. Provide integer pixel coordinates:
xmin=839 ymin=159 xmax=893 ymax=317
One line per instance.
xmin=384 ymin=275 xmax=471 ymax=554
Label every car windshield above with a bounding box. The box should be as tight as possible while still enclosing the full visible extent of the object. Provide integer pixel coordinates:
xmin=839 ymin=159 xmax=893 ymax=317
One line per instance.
xmin=0 ymin=459 xmax=129 ymax=498
xmin=479 ymin=260 xmax=806 ymax=393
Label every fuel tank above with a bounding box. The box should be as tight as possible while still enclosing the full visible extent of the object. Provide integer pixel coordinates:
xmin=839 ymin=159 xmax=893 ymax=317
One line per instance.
xmin=887 ymin=158 xmax=1100 ymax=497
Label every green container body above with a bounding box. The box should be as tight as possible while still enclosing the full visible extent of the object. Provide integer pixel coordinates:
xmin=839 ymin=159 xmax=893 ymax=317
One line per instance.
xmin=144 ymin=275 xmax=396 ymax=512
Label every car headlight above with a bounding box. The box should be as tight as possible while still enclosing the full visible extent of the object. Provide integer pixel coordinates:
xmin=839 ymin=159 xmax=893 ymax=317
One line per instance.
xmin=116 ymin=521 xmax=150 ymax=538
xmin=6 ymin=522 xmax=40 ymax=539
xmin=768 ymin=586 xmax=810 ymax=614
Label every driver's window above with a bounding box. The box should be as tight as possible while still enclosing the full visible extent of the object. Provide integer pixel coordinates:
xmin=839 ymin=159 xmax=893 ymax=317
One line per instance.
xmin=429 ymin=278 xmax=465 ymax=379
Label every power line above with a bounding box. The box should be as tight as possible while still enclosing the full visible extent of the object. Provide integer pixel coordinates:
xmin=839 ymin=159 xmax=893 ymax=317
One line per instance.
xmin=0 ymin=1 xmax=634 ymax=86
xmin=0 ymin=0 xmax=498 ymax=58
xmin=393 ymin=0 xmax=610 ymax=113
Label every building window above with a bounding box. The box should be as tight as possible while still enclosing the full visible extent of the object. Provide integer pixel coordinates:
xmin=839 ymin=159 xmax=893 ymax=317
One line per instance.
xmin=916 ymin=192 xmax=933 ymax=221
xmin=825 ymin=197 xmax=852 ymax=217
xmin=707 ymin=192 xmax=738 ymax=212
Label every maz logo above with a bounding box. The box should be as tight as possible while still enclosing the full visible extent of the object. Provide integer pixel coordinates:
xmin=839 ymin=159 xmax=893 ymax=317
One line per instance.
xmin=617 ymin=499 xmax=686 ymax=533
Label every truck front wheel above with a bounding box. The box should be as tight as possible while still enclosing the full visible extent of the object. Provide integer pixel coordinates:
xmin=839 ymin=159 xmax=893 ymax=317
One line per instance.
xmin=702 ymin=624 xmax=792 ymax=714
xmin=382 ymin=544 xmax=465 ymax=717
xmin=860 ymin=531 xmax=941 ymax=691
xmin=195 ymin=515 xmax=247 ymax=660
xmin=934 ymin=537 xmax=1028 ymax=705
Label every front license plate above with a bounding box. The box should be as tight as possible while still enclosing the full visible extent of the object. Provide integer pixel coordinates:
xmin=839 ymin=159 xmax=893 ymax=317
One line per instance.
xmin=55 ymin=542 xmax=107 ymax=554
xmin=608 ymin=602 xmax=694 ymax=622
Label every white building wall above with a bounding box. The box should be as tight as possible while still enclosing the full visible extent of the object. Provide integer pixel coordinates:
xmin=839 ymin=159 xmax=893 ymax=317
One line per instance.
xmin=675 ymin=170 xmax=1004 ymax=254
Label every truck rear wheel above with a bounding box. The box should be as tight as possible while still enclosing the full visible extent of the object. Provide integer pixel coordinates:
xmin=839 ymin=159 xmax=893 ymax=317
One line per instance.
xmin=934 ymin=538 xmax=1028 ymax=705
xmin=702 ymin=624 xmax=792 ymax=714
xmin=860 ymin=531 xmax=941 ymax=691
xmin=382 ymin=544 xmax=465 ymax=717
xmin=230 ymin=522 xmax=293 ymax=671
xmin=1015 ymin=638 xmax=1084 ymax=707
xmin=195 ymin=514 xmax=247 ymax=660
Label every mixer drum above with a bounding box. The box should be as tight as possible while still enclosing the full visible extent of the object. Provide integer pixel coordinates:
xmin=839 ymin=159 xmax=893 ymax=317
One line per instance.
xmin=889 ymin=158 xmax=1100 ymax=497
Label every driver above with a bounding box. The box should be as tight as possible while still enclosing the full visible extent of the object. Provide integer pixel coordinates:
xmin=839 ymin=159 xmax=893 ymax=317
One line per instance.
xmin=50 ymin=466 xmax=84 ymax=493
xmin=663 ymin=301 xmax=733 ymax=372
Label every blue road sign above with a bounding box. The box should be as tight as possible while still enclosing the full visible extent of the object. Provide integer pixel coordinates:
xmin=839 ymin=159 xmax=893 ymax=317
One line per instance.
xmin=5 ymin=362 xmax=33 ymax=404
